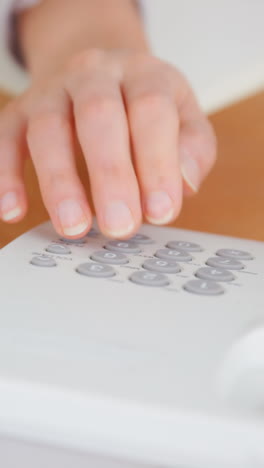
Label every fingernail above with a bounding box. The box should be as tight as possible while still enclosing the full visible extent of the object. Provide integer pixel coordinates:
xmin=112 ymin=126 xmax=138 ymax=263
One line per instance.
xmin=145 ymin=191 xmax=174 ymax=225
xmin=181 ymin=154 xmax=200 ymax=193
xmin=104 ymin=200 xmax=135 ymax=236
xmin=0 ymin=191 xmax=22 ymax=221
xmin=57 ymin=199 xmax=89 ymax=236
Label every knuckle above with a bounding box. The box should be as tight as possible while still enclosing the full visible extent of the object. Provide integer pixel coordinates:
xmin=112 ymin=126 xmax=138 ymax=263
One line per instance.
xmin=77 ymin=96 xmax=119 ymax=122
xmin=96 ymin=156 xmax=122 ymax=174
xmin=67 ymin=48 xmax=105 ymax=73
xmin=0 ymin=101 xmax=23 ymax=133
xmin=127 ymin=52 xmax=163 ymax=70
xmin=131 ymin=91 xmax=170 ymax=117
xmin=41 ymin=171 xmax=76 ymax=195
xmin=93 ymin=153 xmax=128 ymax=178
xmin=27 ymin=111 xmax=68 ymax=139
xmin=104 ymin=163 xmax=126 ymax=178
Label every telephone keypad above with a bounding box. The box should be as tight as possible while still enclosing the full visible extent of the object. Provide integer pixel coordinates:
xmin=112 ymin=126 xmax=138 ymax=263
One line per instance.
xmin=195 ymin=267 xmax=235 ymax=282
xmin=206 ymin=257 xmax=244 ymax=270
xmin=91 ymin=250 xmax=128 ymax=265
xmin=143 ymin=258 xmax=181 ymax=274
xmin=76 ymin=262 xmax=115 ymax=278
xmin=155 ymin=248 xmax=192 ymax=262
xmin=30 ymin=227 xmax=255 ymax=296
xmin=46 ymin=244 xmax=71 ymax=255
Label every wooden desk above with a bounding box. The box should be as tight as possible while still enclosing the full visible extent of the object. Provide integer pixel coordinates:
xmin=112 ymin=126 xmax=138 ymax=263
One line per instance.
xmin=0 ymin=90 xmax=264 ymax=248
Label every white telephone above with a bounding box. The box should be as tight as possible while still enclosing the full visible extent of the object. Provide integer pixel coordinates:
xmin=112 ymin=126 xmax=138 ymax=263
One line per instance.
xmin=0 ymin=220 xmax=264 ymax=468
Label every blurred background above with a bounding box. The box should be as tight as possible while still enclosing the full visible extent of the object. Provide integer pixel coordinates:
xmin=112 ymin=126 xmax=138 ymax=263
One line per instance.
xmin=0 ymin=0 xmax=263 ymax=113
xmin=143 ymin=0 xmax=264 ymax=112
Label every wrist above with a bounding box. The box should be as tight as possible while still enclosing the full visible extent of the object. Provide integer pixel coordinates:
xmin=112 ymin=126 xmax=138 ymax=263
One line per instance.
xmin=17 ymin=0 xmax=149 ymax=80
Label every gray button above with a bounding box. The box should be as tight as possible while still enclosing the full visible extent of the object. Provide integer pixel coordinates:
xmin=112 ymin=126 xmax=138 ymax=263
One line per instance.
xmin=76 ymin=262 xmax=115 ymax=278
xmin=196 ymin=267 xmax=235 ymax=282
xmin=143 ymin=258 xmax=181 ymax=274
xmin=129 ymin=233 xmax=153 ymax=244
xmin=86 ymin=227 xmax=98 ymax=237
xmin=46 ymin=244 xmax=71 ymax=255
xmin=59 ymin=237 xmax=86 ymax=244
xmin=105 ymin=241 xmax=141 ymax=254
xmin=216 ymin=248 xmax=253 ymax=260
xmin=166 ymin=240 xmax=203 ymax=252
xmin=91 ymin=250 xmax=128 ymax=265
xmin=206 ymin=257 xmax=244 ymax=270
xmin=183 ymin=279 xmax=224 ymax=296
xmin=130 ymin=271 xmax=169 ymax=287
xmin=155 ymin=248 xmax=192 ymax=262
xmin=30 ymin=256 xmax=57 ymax=267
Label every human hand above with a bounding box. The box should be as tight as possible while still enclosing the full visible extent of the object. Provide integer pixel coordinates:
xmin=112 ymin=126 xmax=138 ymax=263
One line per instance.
xmin=0 ymin=49 xmax=216 ymax=238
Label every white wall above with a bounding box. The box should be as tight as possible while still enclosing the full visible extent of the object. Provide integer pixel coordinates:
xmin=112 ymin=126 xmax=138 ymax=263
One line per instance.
xmin=144 ymin=0 xmax=264 ymax=111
